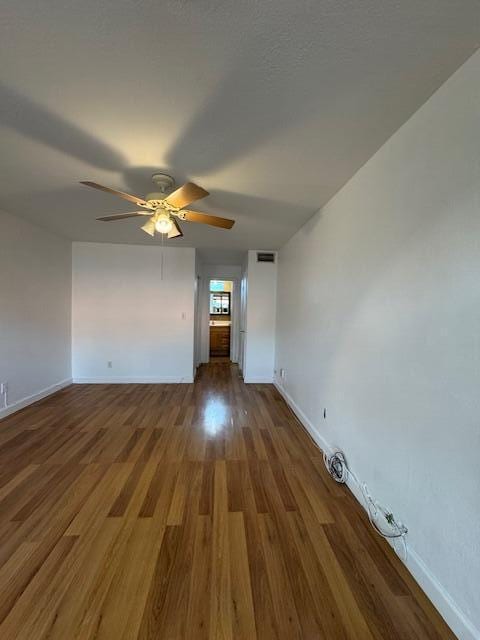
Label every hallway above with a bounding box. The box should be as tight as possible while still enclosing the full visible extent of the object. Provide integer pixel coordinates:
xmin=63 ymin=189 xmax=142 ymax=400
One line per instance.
xmin=0 ymin=362 xmax=453 ymax=639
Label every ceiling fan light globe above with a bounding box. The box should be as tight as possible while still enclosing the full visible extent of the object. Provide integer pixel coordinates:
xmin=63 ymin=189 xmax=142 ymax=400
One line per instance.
xmin=141 ymin=218 xmax=156 ymax=236
xmin=154 ymin=212 xmax=173 ymax=234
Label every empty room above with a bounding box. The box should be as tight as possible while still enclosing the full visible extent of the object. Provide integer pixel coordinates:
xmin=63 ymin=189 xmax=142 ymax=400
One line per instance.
xmin=0 ymin=2 xmax=479 ymax=638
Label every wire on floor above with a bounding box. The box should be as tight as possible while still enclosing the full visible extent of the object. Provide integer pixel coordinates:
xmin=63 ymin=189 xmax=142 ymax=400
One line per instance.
xmin=323 ymin=449 xmax=408 ymax=562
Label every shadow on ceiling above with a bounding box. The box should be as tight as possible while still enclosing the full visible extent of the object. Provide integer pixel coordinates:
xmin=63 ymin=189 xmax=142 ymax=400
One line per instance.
xmin=0 ymin=81 xmax=126 ymax=171
xmin=164 ymin=37 xmax=326 ymax=176
xmin=0 ymin=77 xmax=316 ymax=226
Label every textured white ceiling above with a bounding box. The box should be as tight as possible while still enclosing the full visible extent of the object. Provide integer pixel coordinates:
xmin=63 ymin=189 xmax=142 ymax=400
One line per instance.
xmin=0 ymin=1 xmax=478 ymax=250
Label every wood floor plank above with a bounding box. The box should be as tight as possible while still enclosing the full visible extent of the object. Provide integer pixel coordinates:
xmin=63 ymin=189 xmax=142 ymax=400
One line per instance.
xmin=0 ymin=535 xmax=78 ymax=640
xmin=144 ymin=462 xmax=202 ymax=639
xmin=292 ymin=508 xmax=375 ymax=640
xmin=65 ymin=462 xmax=133 ymax=536
xmin=323 ymin=521 xmax=424 ymax=640
xmin=198 ymin=460 xmax=215 ymax=516
xmin=52 ymin=463 xmax=159 ymax=639
xmin=0 ymin=464 xmax=39 ymax=502
xmin=228 ymin=512 xmax=257 ymax=639
xmin=258 ymin=513 xmax=303 ymax=639
xmin=209 ymin=460 xmax=233 ymax=640
xmin=238 ymin=470 xmax=280 ymax=639
xmin=94 ymin=519 xmax=165 ymax=640
xmin=287 ymin=511 xmax=350 ymax=639
xmin=261 ymin=461 xmax=338 ymax=639
xmin=185 ymin=514 xmax=213 ymax=640
xmin=137 ymin=524 xmax=184 ymax=639
xmin=0 ymin=362 xmax=455 ymax=639
xmin=39 ymin=518 xmax=125 ymax=640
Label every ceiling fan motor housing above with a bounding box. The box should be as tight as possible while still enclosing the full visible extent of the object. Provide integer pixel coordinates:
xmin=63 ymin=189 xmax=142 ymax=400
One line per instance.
xmin=151 ymin=172 xmax=175 ymax=194
xmin=147 ymin=175 xmax=177 ymax=209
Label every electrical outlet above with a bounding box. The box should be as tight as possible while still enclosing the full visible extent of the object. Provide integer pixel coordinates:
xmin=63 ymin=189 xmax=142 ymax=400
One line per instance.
xmin=107 ymin=361 xmax=112 ymax=369
xmin=181 ymin=311 xmax=186 ymax=320
xmin=0 ymin=382 xmax=8 ymax=395
xmin=323 ymin=408 xmax=327 ymax=419
xmin=280 ymin=368 xmax=286 ymax=379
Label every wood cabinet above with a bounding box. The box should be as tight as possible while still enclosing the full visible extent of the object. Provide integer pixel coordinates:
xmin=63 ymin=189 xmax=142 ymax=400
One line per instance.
xmin=209 ymin=325 xmax=231 ymax=357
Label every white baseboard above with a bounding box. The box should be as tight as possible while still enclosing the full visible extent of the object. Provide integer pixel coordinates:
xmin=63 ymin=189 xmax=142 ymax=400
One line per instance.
xmin=244 ymin=376 xmax=274 ymax=383
xmin=274 ymin=380 xmax=479 ymax=640
xmin=73 ymin=376 xmax=193 ymax=384
xmin=274 ymin=379 xmax=331 ymax=452
xmin=402 ymin=547 xmax=480 ymax=640
xmin=0 ymin=378 xmax=73 ymax=421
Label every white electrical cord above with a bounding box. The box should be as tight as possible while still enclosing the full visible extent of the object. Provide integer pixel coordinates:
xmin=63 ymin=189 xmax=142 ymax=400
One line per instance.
xmin=323 ymin=450 xmax=348 ymax=483
xmin=324 ymin=450 xmax=408 ymax=561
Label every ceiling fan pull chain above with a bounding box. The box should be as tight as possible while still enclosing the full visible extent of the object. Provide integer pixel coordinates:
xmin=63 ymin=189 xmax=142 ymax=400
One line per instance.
xmin=161 ymin=233 xmax=165 ymax=281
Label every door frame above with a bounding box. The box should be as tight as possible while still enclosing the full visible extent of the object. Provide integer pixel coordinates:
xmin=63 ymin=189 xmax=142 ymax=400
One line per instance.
xmin=198 ymin=274 xmax=240 ymax=365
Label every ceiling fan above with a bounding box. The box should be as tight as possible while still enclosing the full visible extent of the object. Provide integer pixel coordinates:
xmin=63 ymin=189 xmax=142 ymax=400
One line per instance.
xmin=80 ymin=173 xmax=235 ymax=239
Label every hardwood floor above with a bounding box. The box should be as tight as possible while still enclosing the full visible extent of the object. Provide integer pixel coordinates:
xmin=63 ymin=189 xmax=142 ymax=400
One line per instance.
xmin=0 ymin=362 xmax=454 ymax=639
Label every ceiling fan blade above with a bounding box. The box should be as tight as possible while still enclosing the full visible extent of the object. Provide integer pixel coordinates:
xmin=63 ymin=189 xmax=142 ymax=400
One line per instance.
xmin=96 ymin=211 xmax=151 ymax=222
xmin=165 ymin=182 xmax=209 ymax=209
xmin=141 ymin=218 xmax=156 ymax=237
xmin=80 ymin=181 xmax=148 ymax=206
xmin=182 ymin=210 xmax=235 ymax=229
xmin=168 ymin=219 xmax=183 ymax=239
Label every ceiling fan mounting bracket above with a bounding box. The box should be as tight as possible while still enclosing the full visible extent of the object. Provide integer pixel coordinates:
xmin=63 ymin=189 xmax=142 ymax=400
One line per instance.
xmin=151 ymin=172 xmax=175 ymax=193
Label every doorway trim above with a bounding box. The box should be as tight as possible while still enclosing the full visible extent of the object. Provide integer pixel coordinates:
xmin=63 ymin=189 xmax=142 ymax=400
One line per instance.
xmin=197 ymin=273 xmax=240 ymax=366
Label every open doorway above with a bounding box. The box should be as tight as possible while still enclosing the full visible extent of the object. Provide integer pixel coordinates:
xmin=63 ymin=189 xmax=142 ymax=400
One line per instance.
xmin=209 ymin=280 xmax=233 ymax=360
xmin=193 ymin=250 xmax=246 ymax=371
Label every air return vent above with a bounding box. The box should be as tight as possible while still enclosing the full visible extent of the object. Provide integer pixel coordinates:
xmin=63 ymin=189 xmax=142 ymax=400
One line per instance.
xmin=257 ymin=252 xmax=275 ymax=263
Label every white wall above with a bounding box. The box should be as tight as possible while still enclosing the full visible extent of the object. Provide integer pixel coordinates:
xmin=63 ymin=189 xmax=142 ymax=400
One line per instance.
xmin=0 ymin=211 xmax=72 ymax=417
xmin=72 ymin=242 xmax=195 ymax=382
xmin=275 ymin=51 xmax=480 ymax=639
xmin=244 ymin=250 xmax=277 ymax=383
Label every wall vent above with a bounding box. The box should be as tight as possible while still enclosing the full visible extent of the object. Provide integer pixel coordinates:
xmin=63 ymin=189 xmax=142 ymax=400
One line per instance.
xmin=257 ymin=252 xmax=275 ymax=263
